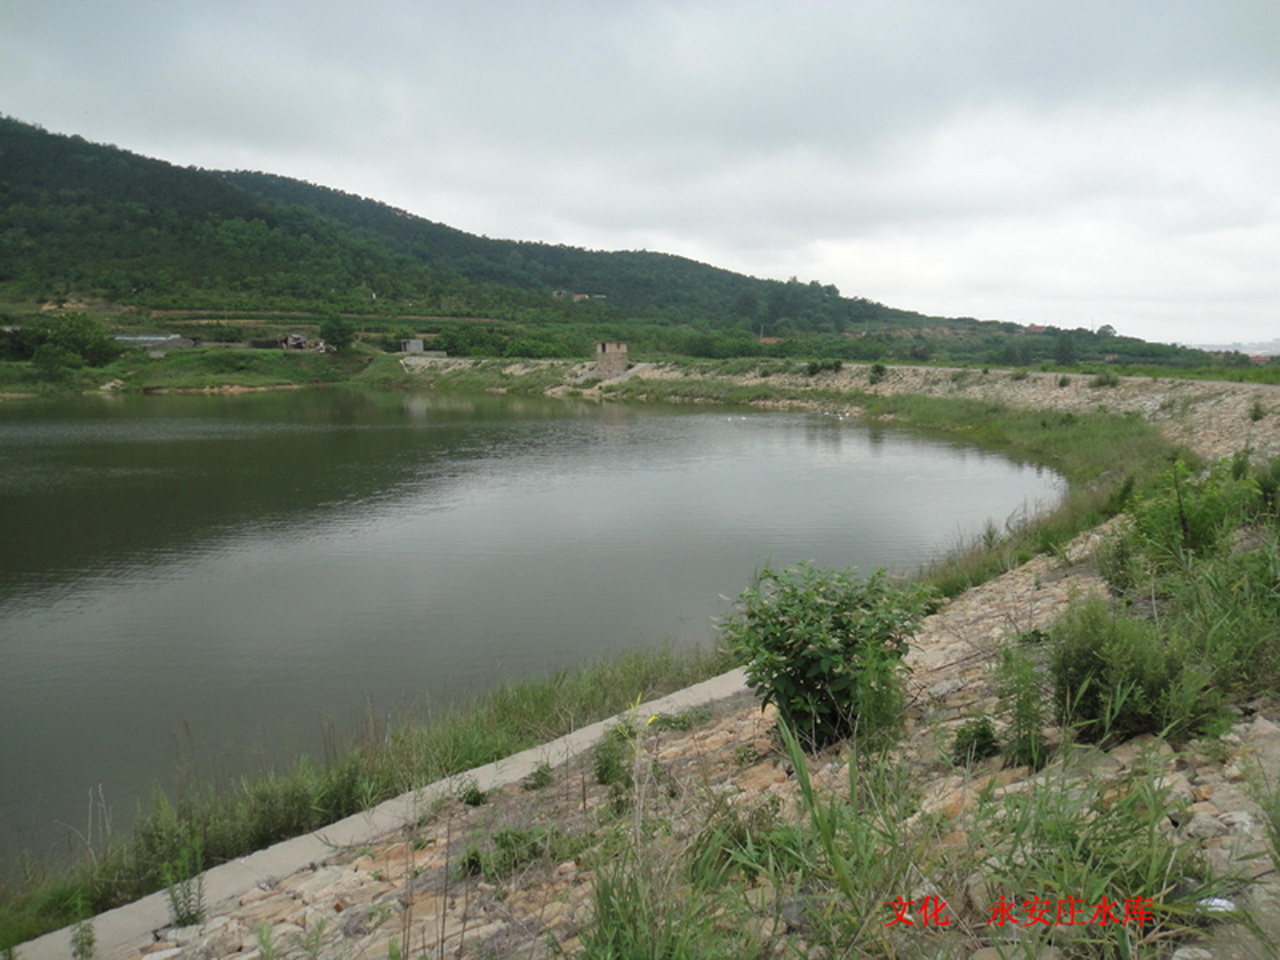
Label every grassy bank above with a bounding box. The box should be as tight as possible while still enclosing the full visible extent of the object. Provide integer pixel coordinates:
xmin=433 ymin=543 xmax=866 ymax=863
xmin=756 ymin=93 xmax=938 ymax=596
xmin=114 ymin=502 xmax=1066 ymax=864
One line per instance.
xmin=0 ymin=645 xmax=732 ymax=950
xmin=0 ymin=345 xmax=379 ymax=395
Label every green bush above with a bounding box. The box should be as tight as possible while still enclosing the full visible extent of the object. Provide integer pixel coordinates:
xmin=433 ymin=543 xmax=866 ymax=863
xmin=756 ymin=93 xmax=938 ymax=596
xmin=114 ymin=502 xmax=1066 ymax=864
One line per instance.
xmin=1128 ymin=458 xmax=1258 ymax=565
xmin=721 ymin=564 xmax=933 ymax=748
xmin=805 ymin=358 xmax=842 ymax=376
xmin=31 ymin=343 xmax=84 ymax=381
xmin=12 ymin=314 xmax=122 ymax=366
xmin=951 ymin=716 xmax=1000 ymax=765
xmin=1049 ymin=597 xmax=1217 ymax=745
xmin=318 ymin=315 xmax=357 ymax=351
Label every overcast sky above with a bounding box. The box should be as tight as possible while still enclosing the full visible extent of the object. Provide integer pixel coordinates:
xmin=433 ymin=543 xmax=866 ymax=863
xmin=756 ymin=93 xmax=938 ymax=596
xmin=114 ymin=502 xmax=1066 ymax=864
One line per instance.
xmin=3 ymin=1 xmax=1278 ymax=345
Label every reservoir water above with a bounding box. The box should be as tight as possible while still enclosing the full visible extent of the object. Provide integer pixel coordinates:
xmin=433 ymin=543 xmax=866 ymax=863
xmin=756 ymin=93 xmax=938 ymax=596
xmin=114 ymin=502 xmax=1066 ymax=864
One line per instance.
xmin=0 ymin=388 xmax=1061 ymax=862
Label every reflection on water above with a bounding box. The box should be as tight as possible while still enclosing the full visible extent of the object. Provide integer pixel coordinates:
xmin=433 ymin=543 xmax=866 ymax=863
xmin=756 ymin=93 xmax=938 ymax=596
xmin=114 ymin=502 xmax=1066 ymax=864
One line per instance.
xmin=0 ymin=388 xmax=1061 ymax=860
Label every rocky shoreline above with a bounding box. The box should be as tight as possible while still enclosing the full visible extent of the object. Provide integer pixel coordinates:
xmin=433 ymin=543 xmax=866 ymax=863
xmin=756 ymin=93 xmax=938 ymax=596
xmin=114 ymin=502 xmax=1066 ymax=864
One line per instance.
xmin=33 ymin=367 xmax=1280 ymax=960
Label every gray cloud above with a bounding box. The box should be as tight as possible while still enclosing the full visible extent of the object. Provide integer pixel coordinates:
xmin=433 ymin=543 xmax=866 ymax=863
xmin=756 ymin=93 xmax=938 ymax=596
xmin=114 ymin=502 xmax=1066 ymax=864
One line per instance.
xmin=3 ymin=0 xmax=1278 ymax=342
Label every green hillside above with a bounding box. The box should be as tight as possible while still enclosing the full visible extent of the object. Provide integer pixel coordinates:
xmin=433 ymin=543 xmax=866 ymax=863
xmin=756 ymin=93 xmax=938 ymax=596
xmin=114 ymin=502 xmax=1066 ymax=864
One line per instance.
xmin=0 ymin=115 xmax=908 ymax=329
xmin=220 ymin=170 xmax=910 ymax=329
xmin=0 ymin=116 xmax=551 ymax=318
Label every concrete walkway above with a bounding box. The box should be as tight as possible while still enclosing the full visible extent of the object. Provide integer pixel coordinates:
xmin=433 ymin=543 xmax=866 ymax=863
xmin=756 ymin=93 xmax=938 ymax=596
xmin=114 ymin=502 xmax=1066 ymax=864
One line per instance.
xmin=18 ymin=669 xmax=749 ymax=960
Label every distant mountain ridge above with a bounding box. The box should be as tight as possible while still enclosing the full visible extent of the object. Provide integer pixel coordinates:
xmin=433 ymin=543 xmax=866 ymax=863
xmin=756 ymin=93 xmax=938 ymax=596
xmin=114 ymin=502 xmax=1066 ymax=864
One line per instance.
xmin=1193 ymin=340 xmax=1280 ymax=357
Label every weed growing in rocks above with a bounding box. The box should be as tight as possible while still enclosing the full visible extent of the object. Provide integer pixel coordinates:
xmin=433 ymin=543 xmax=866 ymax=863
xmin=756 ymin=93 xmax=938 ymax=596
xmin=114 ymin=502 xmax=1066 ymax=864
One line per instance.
xmin=160 ymin=833 xmax=205 ymax=927
xmin=457 ymin=777 xmax=488 ymax=807
xmin=580 ymin=848 xmax=762 ymax=959
xmin=1126 ymin=457 xmax=1259 ymax=569
xmin=253 ymin=923 xmax=279 ymax=960
xmin=997 ymin=647 xmax=1048 ymax=769
xmin=648 ymin=706 xmax=714 ymax=731
xmin=971 ymin=765 xmax=1230 ymax=958
xmin=459 ymin=827 xmax=565 ymax=883
xmin=593 ymin=720 xmax=637 ymax=789
xmin=520 ymin=762 xmax=553 ymax=791
xmin=1050 ymin=598 xmax=1219 ymax=746
xmin=70 ymin=907 xmax=94 ymax=960
xmin=805 ymin=358 xmax=843 ymax=376
xmin=952 ymin=716 xmax=1001 ymax=766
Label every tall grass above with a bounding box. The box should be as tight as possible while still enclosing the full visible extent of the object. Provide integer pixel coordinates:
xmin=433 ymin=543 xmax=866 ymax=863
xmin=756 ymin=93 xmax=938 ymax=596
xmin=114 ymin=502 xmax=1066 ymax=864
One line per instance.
xmin=603 ymin=374 xmax=786 ymax=405
xmin=572 ymin=716 xmax=1243 ymax=959
xmin=875 ymin=397 xmax=1186 ymax=595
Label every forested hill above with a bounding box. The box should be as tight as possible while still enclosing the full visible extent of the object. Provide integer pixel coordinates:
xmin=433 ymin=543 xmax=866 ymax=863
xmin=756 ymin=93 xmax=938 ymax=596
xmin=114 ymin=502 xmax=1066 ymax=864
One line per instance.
xmin=0 ymin=116 xmax=558 ymax=318
xmin=0 ymin=115 xmax=912 ymax=329
xmin=220 ymin=170 xmax=908 ymax=327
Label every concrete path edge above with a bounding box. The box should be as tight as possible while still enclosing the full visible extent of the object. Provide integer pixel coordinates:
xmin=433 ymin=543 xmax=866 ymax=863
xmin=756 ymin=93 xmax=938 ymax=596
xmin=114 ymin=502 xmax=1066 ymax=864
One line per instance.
xmin=18 ymin=667 xmax=750 ymax=960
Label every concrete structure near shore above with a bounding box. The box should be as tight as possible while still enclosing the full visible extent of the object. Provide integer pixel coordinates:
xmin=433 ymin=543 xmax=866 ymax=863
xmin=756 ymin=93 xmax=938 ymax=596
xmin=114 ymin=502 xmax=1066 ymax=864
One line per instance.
xmin=595 ymin=341 xmax=628 ymax=376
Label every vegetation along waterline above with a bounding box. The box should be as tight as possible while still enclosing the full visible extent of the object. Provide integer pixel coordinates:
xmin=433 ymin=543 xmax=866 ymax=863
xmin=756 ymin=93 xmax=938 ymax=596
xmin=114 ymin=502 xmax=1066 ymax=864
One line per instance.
xmin=0 ymin=646 xmax=735 ymax=950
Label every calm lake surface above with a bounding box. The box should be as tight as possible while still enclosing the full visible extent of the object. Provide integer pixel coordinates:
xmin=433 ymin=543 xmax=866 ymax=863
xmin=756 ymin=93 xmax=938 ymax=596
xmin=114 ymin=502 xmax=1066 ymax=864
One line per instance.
xmin=0 ymin=388 xmax=1061 ymax=861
